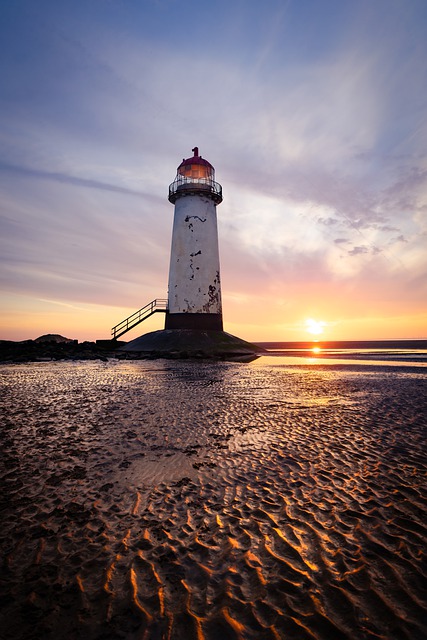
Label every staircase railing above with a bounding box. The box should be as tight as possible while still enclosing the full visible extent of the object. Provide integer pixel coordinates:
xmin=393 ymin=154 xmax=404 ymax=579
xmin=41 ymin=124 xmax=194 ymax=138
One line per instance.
xmin=111 ymin=299 xmax=168 ymax=339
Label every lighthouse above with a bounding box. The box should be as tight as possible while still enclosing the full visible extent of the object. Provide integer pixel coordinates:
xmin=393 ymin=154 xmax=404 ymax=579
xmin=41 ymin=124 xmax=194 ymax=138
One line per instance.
xmin=114 ymin=147 xmax=262 ymax=359
xmin=165 ymin=147 xmax=223 ymax=331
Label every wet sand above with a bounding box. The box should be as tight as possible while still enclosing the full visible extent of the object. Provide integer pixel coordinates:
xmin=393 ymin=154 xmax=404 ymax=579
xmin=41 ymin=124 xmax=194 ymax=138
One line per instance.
xmin=1 ymin=359 xmax=426 ymax=639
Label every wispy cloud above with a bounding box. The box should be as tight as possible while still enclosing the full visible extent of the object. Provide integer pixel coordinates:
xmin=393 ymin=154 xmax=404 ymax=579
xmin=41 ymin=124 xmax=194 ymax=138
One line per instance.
xmin=0 ymin=162 xmax=151 ymax=198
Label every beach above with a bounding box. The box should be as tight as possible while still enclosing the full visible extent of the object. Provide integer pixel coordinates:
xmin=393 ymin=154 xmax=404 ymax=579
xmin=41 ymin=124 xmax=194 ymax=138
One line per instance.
xmin=1 ymin=358 xmax=426 ymax=639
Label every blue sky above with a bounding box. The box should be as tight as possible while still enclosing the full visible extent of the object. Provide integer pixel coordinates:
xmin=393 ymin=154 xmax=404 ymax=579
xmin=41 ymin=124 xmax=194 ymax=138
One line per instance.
xmin=1 ymin=0 xmax=426 ymax=341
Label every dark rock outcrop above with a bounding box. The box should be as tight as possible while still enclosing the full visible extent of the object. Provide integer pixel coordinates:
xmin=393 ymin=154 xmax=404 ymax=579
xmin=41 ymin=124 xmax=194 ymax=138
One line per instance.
xmin=118 ymin=329 xmax=264 ymax=360
xmin=0 ymin=339 xmax=125 ymax=363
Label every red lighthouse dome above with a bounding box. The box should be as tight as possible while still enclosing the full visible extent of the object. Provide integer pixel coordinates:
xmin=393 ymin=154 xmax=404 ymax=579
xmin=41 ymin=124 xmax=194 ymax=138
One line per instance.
xmin=177 ymin=147 xmax=214 ymax=180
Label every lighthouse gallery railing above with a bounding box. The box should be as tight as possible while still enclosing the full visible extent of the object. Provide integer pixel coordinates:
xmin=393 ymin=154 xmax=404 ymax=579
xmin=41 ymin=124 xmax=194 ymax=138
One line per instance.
xmin=168 ymin=175 xmax=222 ymax=204
xmin=111 ymin=298 xmax=168 ymax=340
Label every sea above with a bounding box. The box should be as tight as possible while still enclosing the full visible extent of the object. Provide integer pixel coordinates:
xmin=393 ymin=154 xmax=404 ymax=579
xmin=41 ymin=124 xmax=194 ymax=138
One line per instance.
xmin=255 ymin=339 xmax=427 ymax=367
xmin=0 ymin=341 xmax=426 ymax=639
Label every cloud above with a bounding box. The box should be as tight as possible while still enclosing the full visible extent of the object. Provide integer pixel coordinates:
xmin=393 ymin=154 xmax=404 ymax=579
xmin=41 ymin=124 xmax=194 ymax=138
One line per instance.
xmin=346 ymin=244 xmax=383 ymax=258
xmin=318 ymin=217 xmax=339 ymax=226
xmin=390 ymin=235 xmax=408 ymax=244
xmin=0 ymin=170 xmax=171 ymax=310
xmin=0 ymin=162 xmax=151 ymax=198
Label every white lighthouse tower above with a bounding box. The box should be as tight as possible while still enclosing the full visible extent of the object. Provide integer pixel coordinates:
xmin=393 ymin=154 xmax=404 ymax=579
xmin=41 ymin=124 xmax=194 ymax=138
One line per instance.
xmin=165 ymin=147 xmax=223 ymax=331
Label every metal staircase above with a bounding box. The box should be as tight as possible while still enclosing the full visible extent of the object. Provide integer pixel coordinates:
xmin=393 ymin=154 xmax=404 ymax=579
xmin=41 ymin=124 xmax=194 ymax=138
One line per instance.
xmin=111 ymin=299 xmax=168 ymax=340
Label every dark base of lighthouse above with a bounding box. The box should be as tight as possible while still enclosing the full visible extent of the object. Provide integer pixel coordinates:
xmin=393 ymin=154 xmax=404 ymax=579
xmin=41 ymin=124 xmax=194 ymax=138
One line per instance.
xmin=164 ymin=312 xmax=223 ymax=331
xmin=117 ymin=329 xmax=265 ymax=361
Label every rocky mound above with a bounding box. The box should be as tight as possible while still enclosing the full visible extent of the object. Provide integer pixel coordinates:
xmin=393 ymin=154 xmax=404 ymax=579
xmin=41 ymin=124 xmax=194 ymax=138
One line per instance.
xmin=34 ymin=334 xmax=75 ymax=343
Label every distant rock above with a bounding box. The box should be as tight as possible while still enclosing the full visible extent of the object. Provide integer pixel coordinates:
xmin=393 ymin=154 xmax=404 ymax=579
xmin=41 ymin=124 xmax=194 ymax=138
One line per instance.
xmin=34 ymin=334 xmax=75 ymax=344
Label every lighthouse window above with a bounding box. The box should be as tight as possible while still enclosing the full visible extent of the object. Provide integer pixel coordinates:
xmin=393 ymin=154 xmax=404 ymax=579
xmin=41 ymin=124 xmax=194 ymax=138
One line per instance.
xmin=178 ymin=164 xmax=213 ymax=180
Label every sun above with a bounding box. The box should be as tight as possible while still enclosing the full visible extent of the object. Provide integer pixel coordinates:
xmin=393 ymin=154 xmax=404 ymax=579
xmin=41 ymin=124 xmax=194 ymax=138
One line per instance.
xmin=305 ymin=318 xmax=325 ymax=336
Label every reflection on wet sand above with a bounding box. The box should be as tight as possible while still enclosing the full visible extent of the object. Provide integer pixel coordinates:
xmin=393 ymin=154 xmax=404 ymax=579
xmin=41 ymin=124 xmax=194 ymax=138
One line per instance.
xmin=1 ymin=360 xmax=426 ymax=639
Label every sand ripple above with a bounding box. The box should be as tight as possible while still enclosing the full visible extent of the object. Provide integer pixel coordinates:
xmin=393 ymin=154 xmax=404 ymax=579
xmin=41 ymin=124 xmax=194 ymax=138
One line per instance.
xmin=0 ymin=360 xmax=426 ymax=639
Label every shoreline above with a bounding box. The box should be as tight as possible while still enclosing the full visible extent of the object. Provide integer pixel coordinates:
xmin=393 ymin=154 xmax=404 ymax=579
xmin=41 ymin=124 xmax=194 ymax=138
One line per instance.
xmin=1 ymin=338 xmax=426 ymax=364
xmin=257 ymin=339 xmax=427 ymax=349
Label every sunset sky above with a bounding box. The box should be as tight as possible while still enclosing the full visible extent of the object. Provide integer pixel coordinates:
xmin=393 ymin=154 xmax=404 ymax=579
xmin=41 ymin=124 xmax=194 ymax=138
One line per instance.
xmin=1 ymin=0 xmax=426 ymax=342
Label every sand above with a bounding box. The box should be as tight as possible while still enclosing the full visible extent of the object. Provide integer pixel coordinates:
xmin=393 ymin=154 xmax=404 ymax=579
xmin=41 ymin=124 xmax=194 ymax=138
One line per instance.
xmin=0 ymin=359 xmax=426 ymax=639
